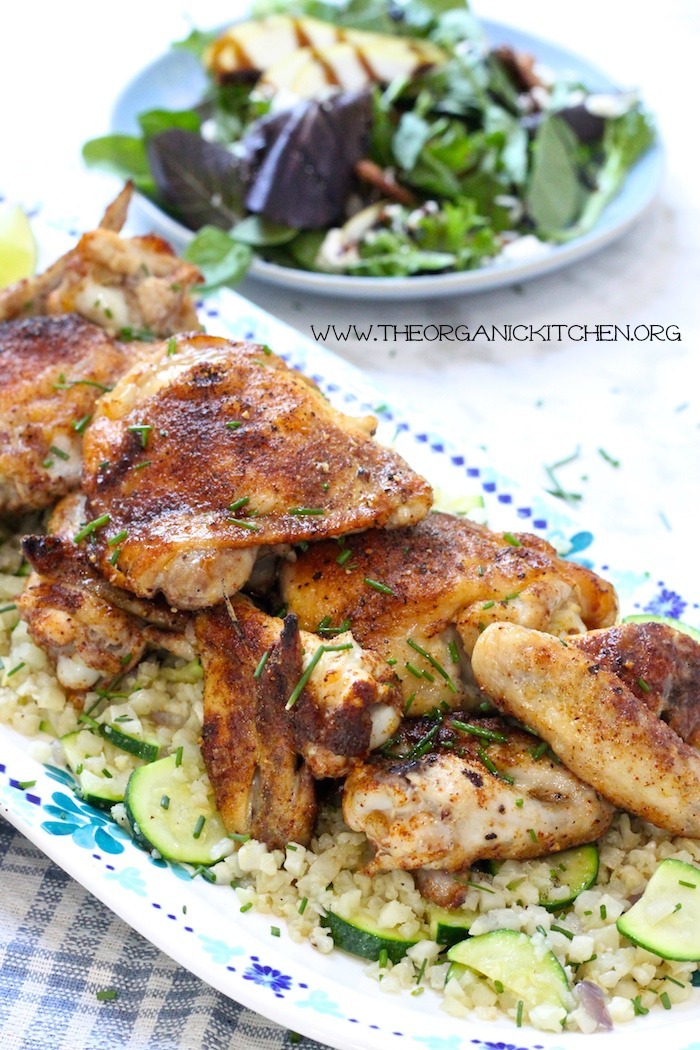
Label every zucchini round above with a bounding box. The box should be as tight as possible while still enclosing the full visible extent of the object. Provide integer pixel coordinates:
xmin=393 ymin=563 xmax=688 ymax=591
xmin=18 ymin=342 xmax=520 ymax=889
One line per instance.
xmin=124 ymin=753 xmax=229 ymax=865
xmin=321 ymin=909 xmax=421 ymax=963
xmin=617 ymin=858 xmax=700 ymax=960
xmin=448 ymin=928 xmax=571 ymax=1009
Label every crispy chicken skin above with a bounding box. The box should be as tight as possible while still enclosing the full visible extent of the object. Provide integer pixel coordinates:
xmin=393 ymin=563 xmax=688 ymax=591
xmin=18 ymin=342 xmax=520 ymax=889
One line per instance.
xmin=18 ymin=493 xmax=194 ymax=693
xmin=571 ymin=621 xmax=700 ymax=747
xmin=471 ymin=622 xmax=700 ymax=838
xmin=0 ymin=185 xmax=202 ymax=337
xmin=81 ymin=333 xmax=432 ymax=609
xmin=198 ymin=595 xmax=402 ymax=788
xmin=196 ymin=600 xmax=317 ymax=849
xmin=342 ymin=715 xmax=614 ymax=874
xmin=280 ymin=511 xmax=618 ymax=714
xmin=0 ymin=314 xmax=136 ymax=517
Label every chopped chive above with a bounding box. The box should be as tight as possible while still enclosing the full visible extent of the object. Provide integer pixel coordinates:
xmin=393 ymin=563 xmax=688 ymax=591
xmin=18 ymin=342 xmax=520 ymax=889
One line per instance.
xmin=286 ymin=844 xmax=297 ymax=852
xmin=476 ymin=564 xmax=485 ymax=576
xmin=493 ymin=979 xmax=504 ymax=993
xmin=0 ymin=604 xmax=17 ymax=614
xmin=54 ymin=376 xmax=113 ymax=393
xmin=464 ymin=880 xmax=496 ymax=894
xmin=632 ymin=995 xmax=649 ymax=1016
xmin=506 ymin=877 xmax=526 ymax=891
xmin=102 ymin=768 xmax=113 ymax=779
xmin=659 ymin=991 xmax=672 ymax=1010
xmin=286 ymin=644 xmax=343 ymax=710
xmin=452 ymin=720 xmax=508 ymax=744
xmin=536 ymin=924 xmax=548 ymax=938
xmin=108 ymin=548 xmax=121 ymax=566
xmin=239 ymin=902 xmax=253 ymax=913
xmin=386 ymin=657 xmax=397 ymax=667
xmin=228 ymin=496 xmax=250 ymax=513
xmin=529 ymin=741 xmax=550 ymax=760
xmin=317 ymin=616 xmax=351 ymax=637
xmin=528 ymin=828 xmax=538 ymax=842
xmin=49 ymin=445 xmax=70 ymax=461
xmin=160 ymin=795 xmax=170 ymax=810
xmin=673 ymin=902 xmax=682 ymax=912
xmin=447 ymin=640 xmax=459 ymax=664
xmin=598 ymin=448 xmax=620 ymax=468
xmin=227 ymin=518 xmax=260 ymax=531
xmin=96 ymin=989 xmax=119 ymax=1001
xmin=679 ymin=879 xmax=696 ymax=889
xmin=17 ymin=780 xmax=36 ymax=790
xmin=271 ymin=925 xmax=281 ymax=937
xmin=403 ymin=694 xmax=415 ymax=715
xmin=133 ymin=460 xmax=151 ymax=471
xmin=364 ymin=577 xmax=395 ymax=596
xmin=405 ymin=722 xmax=441 ymax=760
xmin=225 ymin=420 xmax=242 ymax=429
xmin=194 ymin=865 xmax=216 ymax=883
xmin=478 ymin=747 xmax=515 ymax=784
xmin=253 ymin=651 xmax=270 ymax=679
xmin=599 ymin=904 xmax=607 ymax=920
xmin=298 ymin=896 xmax=308 ymax=914
xmin=444 ymin=962 xmax=458 ymax=987
xmin=515 ymin=798 xmax=524 ymax=808
xmin=73 ymin=414 xmax=92 ymax=434
xmin=407 ymin=638 xmax=457 ymax=692
xmin=228 ymin=832 xmax=251 ymax=842
xmin=166 ymin=337 xmax=178 ymax=356
xmin=503 ymin=532 xmax=521 ymax=547
xmin=378 ymin=948 xmax=389 ymax=969
xmin=175 ymin=746 xmax=184 ymax=767
xmin=336 ymin=548 xmax=353 ymax=566
xmin=405 ymin=661 xmax=423 ymax=679
xmin=126 ymin=424 xmax=152 ymax=449
xmin=550 ymin=924 xmax=574 ymax=941
xmin=42 ymin=458 xmax=54 ymax=468
xmin=516 ymin=1000 xmax=523 ymax=1027
xmin=107 ymin=529 xmax=128 ymax=547
xmin=482 ymin=600 xmax=495 ymax=610
xmin=119 ymin=326 xmax=155 ymax=343
xmin=74 ymin=514 xmax=111 ymax=543
xmin=636 ymin=676 xmax=651 ymax=694
xmin=288 ymin=506 xmax=325 ymax=516
xmin=664 ymin=976 xmax=685 ymax=988
xmin=415 ymin=958 xmax=427 ymax=985
xmin=6 ymin=662 xmax=26 ymax=678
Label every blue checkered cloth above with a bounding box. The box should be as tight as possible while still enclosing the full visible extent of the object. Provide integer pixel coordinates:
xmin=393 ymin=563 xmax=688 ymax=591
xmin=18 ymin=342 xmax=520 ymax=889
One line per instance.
xmin=0 ymin=818 xmax=329 ymax=1050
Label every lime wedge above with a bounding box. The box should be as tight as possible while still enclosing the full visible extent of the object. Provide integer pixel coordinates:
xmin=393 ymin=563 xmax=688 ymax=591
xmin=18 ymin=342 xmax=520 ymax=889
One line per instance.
xmin=0 ymin=203 xmax=37 ymax=288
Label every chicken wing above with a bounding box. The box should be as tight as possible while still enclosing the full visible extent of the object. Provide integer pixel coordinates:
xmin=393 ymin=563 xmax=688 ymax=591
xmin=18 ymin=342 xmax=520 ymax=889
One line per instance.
xmin=0 ymin=314 xmax=137 ymax=516
xmin=342 ymin=714 xmax=614 ymax=874
xmin=471 ymin=622 xmax=700 ymax=837
xmin=0 ymin=185 xmax=202 ymax=337
xmin=571 ymin=620 xmax=700 ymax=747
xmin=81 ymin=333 xmax=432 ymax=609
xmin=280 ymin=511 xmax=618 ymax=714
xmin=18 ymin=493 xmax=193 ymax=693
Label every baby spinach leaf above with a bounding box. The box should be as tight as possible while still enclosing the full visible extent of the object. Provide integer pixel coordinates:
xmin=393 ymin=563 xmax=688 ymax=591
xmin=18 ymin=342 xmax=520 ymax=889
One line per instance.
xmin=183 ymin=226 xmax=253 ymax=290
xmin=138 ymin=109 xmax=201 ymax=139
xmin=525 ymin=115 xmax=587 ymax=235
xmin=230 ymin=215 xmax=298 ymax=246
xmin=82 ymin=135 xmax=155 ymax=196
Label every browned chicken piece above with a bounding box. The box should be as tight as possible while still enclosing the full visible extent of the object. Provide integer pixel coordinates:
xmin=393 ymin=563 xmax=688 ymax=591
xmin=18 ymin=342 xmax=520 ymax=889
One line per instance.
xmin=18 ymin=493 xmax=194 ymax=694
xmin=0 ymin=185 xmax=202 ymax=337
xmin=471 ymin=622 xmax=700 ymax=838
xmin=342 ymin=714 xmax=614 ymax=875
xmin=198 ymin=594 xmax=402 ymax=789
xmin=81 ymin=333 xmax=432 ymax=609
xmin=196 ymin=600 xmax=317 ymax=849
xmin=570 ymin=621 xmax=700 ymax=747
xmin=280 ymin=511 xmax=618 ymax=715
xmin=0 ymin=314 xmax=139 ymax=517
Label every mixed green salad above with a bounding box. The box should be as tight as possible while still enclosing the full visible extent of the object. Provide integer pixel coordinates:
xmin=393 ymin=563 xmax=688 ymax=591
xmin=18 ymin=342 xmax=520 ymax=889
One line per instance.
xmin=83 ymin=0 xmax=655 ymax=285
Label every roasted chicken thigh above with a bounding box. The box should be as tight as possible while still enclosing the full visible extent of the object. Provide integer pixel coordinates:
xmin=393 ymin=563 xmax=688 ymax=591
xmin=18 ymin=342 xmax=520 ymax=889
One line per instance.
xmin=280 ymin=511 xmax=618 ymax=713
xmin=81 ymin=333 xmax=432 ymax=609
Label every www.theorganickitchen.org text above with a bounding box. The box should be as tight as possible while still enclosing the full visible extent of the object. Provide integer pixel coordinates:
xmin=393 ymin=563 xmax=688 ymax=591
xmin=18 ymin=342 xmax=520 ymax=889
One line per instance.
xmin=310 ymin=323 xmax=681 ymax=343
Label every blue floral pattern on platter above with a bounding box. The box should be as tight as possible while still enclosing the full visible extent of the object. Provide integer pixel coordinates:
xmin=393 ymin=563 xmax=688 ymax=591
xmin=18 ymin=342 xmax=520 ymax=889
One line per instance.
xmin=1 ymin=267 xmax=699 ymax=1050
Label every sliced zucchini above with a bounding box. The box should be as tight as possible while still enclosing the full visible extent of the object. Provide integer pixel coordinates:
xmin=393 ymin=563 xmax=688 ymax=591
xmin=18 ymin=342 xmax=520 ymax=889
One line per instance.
xmin=621 ymin=613 xmax=700 ymax=642
xmin=321 ymin=909 xmax=421 ymax=963
xmin=124 ymin=753 xmax=229 ymax=865
xmin=448 ymin=928 xmax=571 ymax=1010
xmin=538 ymin=844 xmax=599 ymax=911
xmin=61 ymin=729 xmax=139 ymax=809
xmin=616 ymin=858 xmax=700 ymax=960
xmin=99 ymin=721 xmax=160 ymax=762
xmin=426 ymin=904 xmax=477 ymax=947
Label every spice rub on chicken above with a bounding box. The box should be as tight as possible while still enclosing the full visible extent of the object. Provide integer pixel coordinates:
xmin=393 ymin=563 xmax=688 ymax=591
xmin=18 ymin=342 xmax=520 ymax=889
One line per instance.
xmin=471 ymin=622 xmax=700 ymax=838
xmin=342 ymin=713 xmax=614 ymax=875
xmin=81 ymin=333 xmax=433 ymax=609
xmin=197 ymin=597 xmax=402 ymax=847
xmin=280 ymin=511 xmax=618 ymax=714
xmin=0 ymin=184 xmax=202 ymax=337
xmin=0 ymin=314 xmax=136 ymax=517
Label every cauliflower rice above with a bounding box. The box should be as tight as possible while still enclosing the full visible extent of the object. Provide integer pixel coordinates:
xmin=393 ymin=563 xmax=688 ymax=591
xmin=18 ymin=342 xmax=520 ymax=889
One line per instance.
xmin=1 ymin=522 xmax=699 ymax=1035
